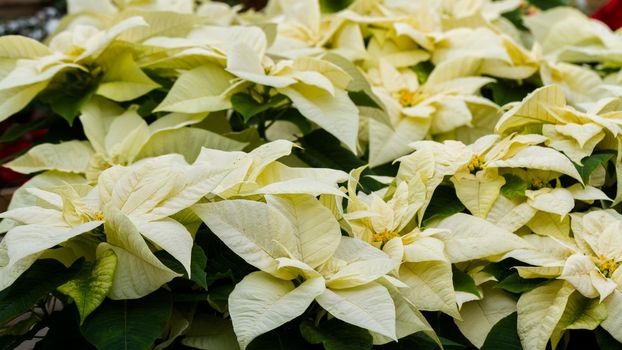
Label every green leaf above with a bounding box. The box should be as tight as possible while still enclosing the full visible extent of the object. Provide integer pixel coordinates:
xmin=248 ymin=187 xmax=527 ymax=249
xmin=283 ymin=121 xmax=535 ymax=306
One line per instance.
xmin=481 ymin=312 xmax=521 ymax=350
xmin=247 ymin=319 xmax=314 ymax=350
xmin=38 ymin=70 xmax=100 ymax=125
xmin=207 ymin=284 xmax=233 ymax=314
xmin=80 ymin=290 xmax=173 ymax=350
xmin=482 ymin=259 xmax=524 ymax=282
xmin=295 ymin=129 xmax=384 ymax=192
xmin=501 ymin=174 xmax=529 ymax=199
xmin=410 ymin=61 xmax=434 ymax=85
xmin=501 ymin=8 xmax=527 ymax=31
xmin=495 ymin=272 xmax=547 ymax=294
xmin=181 ymin=314 xmax=240 ymax=350
xmin=279 ymin=108 xmax=312 ymax=135
xmin=300 ymin=319 xmax=373 ymax=350
xmin=296 ymin=129 xmax=365 ymax=172
xmin=231 ymin=93 xmax=288 ymax=123
xmin=197 ymin=228 xmax=257 ymax=285
xmin=377 ymin=332 xmax=467 ymax=350
xmin=529 ymin=0 xmax=568 ymax=10
xmin=190 ymin=245 xmax=208 ymax=290
xmin=551 ymin=291 xmax=607 ymax=349
xmin=0 ymin=259 xmax=81 ymax=324
xmin=575 ymin=152 xmax=615 ymax=184
xmin=422 ymin=186 xmax=465 ymax=226
xmin=320 ymin=0 xmax=353 ymax=12
xmin=348 ymin=90 xmax=382 ymax=109
xmin=33 ymin=307 xmax=95 ymax=350
xmin=57 ymin=249 xmax=118 ymax=324
xmin=482 ymin=80 xmax=539 ymax=106
xmin=452 ymin=266 xmax=481 ymax=298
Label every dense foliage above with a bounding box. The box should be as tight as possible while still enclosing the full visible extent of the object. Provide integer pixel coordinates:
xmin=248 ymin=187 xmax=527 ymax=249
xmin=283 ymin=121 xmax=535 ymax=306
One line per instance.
xmin=1 ymin=0 xmax=622 ymax=349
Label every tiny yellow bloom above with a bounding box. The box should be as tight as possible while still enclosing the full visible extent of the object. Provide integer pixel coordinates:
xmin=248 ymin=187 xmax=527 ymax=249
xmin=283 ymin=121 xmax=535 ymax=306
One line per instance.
xmin=372 ymin=229 xmax=400 ymax=246
xmin=592 ymin=255 xmax=620 ymax=278
xmin=467 ymin=155 xmax=485 ymax=174
xmin=398 ymin=89 xmax=422 ymax=108
xmin=93 ymin=211 xmax=105 ymax=221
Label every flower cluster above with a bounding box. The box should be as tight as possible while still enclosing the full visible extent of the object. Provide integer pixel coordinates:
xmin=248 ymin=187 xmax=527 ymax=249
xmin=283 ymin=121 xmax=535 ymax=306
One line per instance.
xmin=1 ymin=0 xmax=622 ymax=349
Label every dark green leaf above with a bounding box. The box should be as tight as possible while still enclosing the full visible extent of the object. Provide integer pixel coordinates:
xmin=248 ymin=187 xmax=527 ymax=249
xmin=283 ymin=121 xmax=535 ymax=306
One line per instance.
xmin=575 ymin=152 xmax=615 ymax=184
xmin=231 ymin=93 xmax=287 ymax=123
xmin=422 ymin=186 xmax=465 ymax=226
xmin=279 ymin=108 xmax=312 ymax=135
xmin=566 ymin=329 xmax=600 ymax=350
xmin=595 ymin=327 xmax=622 ymax=350
xmin=0 ymin=259 xmax=81 ymax=324
xmin=376 ymin=332 xmax=467 ymax=350
xmin=452 ymin=266 xmax=481 ymax=298
xmin=190 ymin=245 xmax=208 ymax=290
xmin=431 ymin=313 xmax=471 ymax=349
xmin=34 ymin=307 xmax=95 ymax=350
xmin=154 ymin=245 xmax=208 ymax=289
xmin=529 ymin=0 xmax=569 ymax=10
xmin=295 ymin=129 xmax=384 ymax=192
xmin=410 ymin=61 xmax=434 ymax=85
xmin=197 ymin=228 xmax=257 ymax=285
xmin=348 ymin=91 xmax=382 ymax=109
xmin=300 ymin=319 xmax=373 ymax=350
xmin=482 ymin=259 xmax=524 ymax=282
xmin=480 ymin=312 xmax=522 ymax=350
xmin=501 ymin=8 xmax=527 ymax=31
xmin=248 ymin=319 xmax=316 ymax=350
xmin=501 ymin=174 xmax=529 ymax=199
xmin=80 ymin=290 xmax=173 ymax=350
xmin=231 ymin=93 xmax=261 ymax=122
xmin=207 ymin=284 xmax=234 ymax=313
xmin=296 ymin=129 xmax=365 ymax=172
xmin=155 ymin=250 xmax=185 ymax=275
xmin=482 ymin=80 xmax=540 ymax=106
xmin=495 ymin=272 xmax=547 ymax=294
xmin=320 ymin=0 xmax=353 ymax=12
xmin=38 ymin=70 xmax=100 ymax=125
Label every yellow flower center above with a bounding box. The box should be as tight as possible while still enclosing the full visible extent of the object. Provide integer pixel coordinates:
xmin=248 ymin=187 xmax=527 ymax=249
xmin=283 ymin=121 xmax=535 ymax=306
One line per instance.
xmin=398 ymin=89 xmax=420 ymax=107
xmin=467 ymin=155 xmax=485 ymax=174
xmin=592 ymin=255 xmax=620 ymax=278
xmin=372 ymin=230 xmax=399 ymax=245
xmin=93 ymin=211 xmax=105 ymax=221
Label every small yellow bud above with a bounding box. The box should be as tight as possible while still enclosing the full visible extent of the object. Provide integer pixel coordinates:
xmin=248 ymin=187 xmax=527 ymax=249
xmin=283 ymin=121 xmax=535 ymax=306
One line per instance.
xmin=467 ymin=155 xmax=485 ymax=174
xmin=592 ymin=255 xmax=620 ymax=278
xmin=398 ymin=89 xmax=418 ymax=108
xmin=372 ymin=230 xmax=399 ymax=245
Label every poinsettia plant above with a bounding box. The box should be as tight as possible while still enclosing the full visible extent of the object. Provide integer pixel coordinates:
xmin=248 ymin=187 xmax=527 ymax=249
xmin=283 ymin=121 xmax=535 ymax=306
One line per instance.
xmin=0 ymin=0 xmax=622 ymax=349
